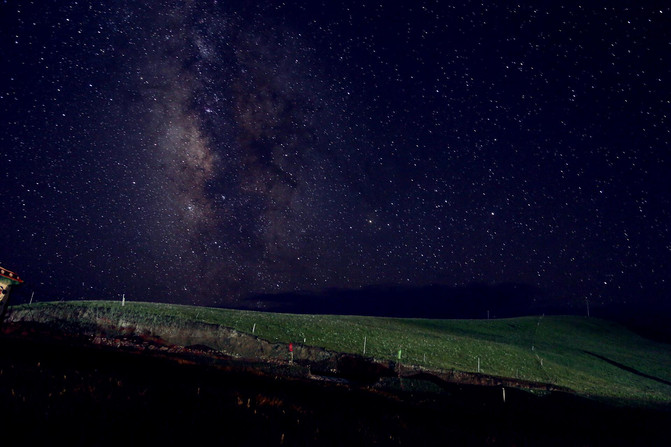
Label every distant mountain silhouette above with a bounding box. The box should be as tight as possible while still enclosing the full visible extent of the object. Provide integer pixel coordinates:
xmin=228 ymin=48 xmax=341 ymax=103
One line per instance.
xmin=599 ymin=294 xmax=671 ymax=344
xmin=240 ymin=283 xmax=546 ymax=319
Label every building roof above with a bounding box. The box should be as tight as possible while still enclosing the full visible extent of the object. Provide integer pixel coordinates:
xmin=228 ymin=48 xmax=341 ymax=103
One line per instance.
xmin=0 ymin=267 xmax=23 ymax=285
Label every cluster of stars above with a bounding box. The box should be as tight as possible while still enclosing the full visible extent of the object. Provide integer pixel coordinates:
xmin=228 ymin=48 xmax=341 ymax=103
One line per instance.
xmin=0 ymin=2 xmax=669 ymax=314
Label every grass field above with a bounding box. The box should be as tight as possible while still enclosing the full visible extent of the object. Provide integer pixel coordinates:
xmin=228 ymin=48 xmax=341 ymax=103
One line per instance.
xmin=11 ymin=300 xmax=671 ymax=405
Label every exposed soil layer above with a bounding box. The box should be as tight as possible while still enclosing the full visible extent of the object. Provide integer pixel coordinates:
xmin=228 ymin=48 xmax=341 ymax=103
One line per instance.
xmin=1 ymin=320 xmax=670 ymax=445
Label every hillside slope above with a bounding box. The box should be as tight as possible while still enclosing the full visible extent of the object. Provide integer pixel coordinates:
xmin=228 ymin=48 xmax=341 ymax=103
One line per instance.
xmin=7 ymin=301 xmax=671 ymax=404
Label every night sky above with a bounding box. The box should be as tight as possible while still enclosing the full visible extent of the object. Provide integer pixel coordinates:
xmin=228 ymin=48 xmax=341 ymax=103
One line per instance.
xmin=1 ymin=2 xmax=669 ymax=313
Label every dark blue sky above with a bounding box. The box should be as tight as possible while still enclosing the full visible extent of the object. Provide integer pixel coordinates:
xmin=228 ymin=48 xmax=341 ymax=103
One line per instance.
xmin=1 ymin=1 xmax=669 ymax=312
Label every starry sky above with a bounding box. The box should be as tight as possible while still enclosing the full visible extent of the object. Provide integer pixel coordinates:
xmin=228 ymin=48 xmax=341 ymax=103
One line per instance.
xmin=1 ymin=1 xmax=669 ymax=313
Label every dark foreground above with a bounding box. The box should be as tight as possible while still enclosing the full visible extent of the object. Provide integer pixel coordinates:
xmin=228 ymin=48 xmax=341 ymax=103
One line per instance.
xmin=0 ymin=328 xmax=669 ymax=446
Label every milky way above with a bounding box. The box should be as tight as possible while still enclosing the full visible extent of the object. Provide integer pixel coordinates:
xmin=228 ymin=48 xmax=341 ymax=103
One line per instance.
xmin=1 ymin=2 xmax=669 ymax=311
xmin=108 ymin=2 xmax=363 ymax=301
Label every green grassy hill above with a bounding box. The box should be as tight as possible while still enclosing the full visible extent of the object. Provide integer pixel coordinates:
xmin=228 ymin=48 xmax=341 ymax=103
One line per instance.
xmin=10 ymin=301 xmax=671 ymax=405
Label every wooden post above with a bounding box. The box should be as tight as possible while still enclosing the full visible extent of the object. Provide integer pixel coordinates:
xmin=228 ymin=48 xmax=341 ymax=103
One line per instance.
xmin=122 ymin=294 xmax=125 ymax=307
xmin=502 ymin=387 xmax=506 ymax=403
xmin=252 ymin=323 xmax=256 ymax=334
xmin=363 ymin=336 xmax=367 ymax=355
xmin=477 ymin=356 xmax=481 ymax=373
xmin=397 ymin=348 xmax=403 ymax=379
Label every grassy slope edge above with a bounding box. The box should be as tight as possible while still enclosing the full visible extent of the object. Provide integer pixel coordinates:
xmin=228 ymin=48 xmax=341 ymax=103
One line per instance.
xmin=9 ymin=300 xmax=671 ymax=405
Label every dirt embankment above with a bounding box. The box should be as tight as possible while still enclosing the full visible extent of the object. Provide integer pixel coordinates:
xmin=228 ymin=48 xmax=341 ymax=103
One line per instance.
xmin=6 ymin=306 xmax=372 ymax=381
xmin=8 ymin=306 xmax=569 ymax=393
